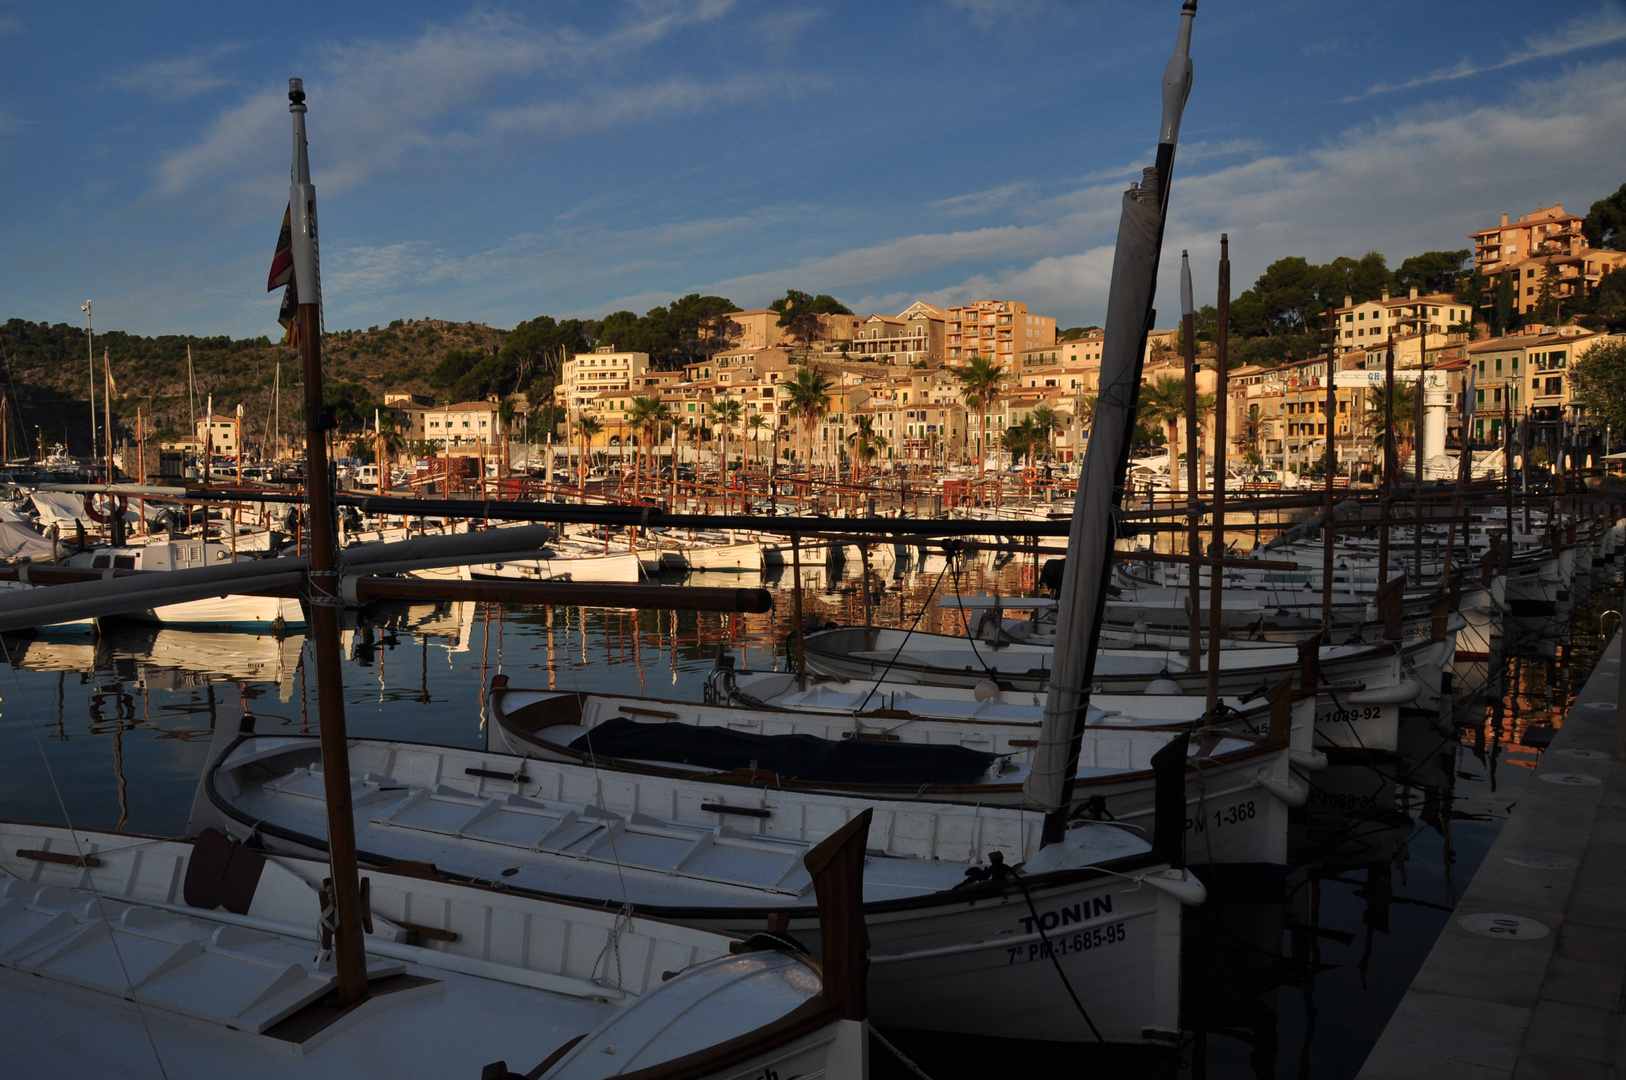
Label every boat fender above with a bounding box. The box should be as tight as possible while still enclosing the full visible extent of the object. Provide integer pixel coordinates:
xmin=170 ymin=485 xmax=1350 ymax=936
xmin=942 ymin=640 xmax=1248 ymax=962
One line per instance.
xmin=1141 ymin=868 xmax=1207 ymax=907
xmin=1346 ymin=678 xmax=1422 ymax=706
xmin=338 ymin=574 xmax=363 ymax=606
xmin=1290 ymin=749 xmax=1329 ymax=772
xmin=1254 ymin=769 xmax=1308 ymax=808
xmin=731 ymin=929 xmax=810 ymax=956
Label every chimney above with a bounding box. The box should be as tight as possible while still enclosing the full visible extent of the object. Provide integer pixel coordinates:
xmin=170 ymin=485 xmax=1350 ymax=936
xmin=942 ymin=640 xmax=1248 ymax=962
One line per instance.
xmin=1344 ymin=294 xmax=1352 ymax=308
xmin=1409 ymin=285 xmax=1418 ymax=300
xmin=1381 ymin=287 xmax=1390 ymax=302
xmin=1501 ymin=212 xmax=1508 ymax=226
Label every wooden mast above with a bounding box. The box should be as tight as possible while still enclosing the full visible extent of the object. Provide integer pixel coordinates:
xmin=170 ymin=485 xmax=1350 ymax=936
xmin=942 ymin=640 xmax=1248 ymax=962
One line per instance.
xmin=1204 ymin=235 xmax=1229 ymax=714
xmin=1180 ymin=252 xmax=1201 ymax=670
xmin=287 ymin=76 xmax=369 ymax=1005
xmin=1378 ymin=335 xmax=1395 ymax=588
xmin=1322 ymin=308 xmax=1337 ymax=631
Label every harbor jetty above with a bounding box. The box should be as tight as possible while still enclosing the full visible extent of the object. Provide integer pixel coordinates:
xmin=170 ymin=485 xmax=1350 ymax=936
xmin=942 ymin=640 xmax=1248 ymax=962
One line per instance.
xmin=1359 ymin=628 xmax=1626 ymax=1080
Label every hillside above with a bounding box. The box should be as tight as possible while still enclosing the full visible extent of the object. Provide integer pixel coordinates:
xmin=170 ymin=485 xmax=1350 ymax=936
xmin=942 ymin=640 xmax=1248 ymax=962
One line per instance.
xmin=0 ymin=318 xmax=508 ymax=459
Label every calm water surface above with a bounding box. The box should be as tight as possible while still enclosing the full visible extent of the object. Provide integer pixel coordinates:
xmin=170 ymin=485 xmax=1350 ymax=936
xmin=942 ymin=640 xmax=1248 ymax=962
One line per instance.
xmin=0 ymin=551 xmax=1609 ymax=1080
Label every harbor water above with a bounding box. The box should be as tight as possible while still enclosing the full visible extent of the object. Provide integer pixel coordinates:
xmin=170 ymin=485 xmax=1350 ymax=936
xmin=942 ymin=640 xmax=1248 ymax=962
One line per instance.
xmin=0 ymin=551 xmax=1613 ymax=1080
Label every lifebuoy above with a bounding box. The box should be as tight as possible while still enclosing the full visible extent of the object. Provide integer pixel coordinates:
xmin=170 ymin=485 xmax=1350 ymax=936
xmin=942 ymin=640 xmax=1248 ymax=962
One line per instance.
xmin=82 ymin=491 xmax=129 ymax=525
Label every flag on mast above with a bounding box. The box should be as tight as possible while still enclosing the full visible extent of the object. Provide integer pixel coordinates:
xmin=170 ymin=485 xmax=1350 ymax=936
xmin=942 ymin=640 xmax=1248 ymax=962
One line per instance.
xmin=268 ymin=204 xmax=294 ymax=291
xmin=268 ymin=202 xmax=300 ymax=345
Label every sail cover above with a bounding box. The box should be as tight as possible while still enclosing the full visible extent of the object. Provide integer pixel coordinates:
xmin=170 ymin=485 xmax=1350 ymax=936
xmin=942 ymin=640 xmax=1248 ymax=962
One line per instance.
xmin=572 ymin=717 xmax=999 ymax=786
xmin=1025 ymin=185 xmax=1166 ymax=813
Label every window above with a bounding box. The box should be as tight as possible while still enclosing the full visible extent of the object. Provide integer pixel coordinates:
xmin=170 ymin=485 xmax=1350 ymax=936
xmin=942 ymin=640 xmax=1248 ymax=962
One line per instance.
xmin=1545 ymin=377 xmax=1562 ymax=395
xmin=1476 ymin=389 xmax=1485 ymax=405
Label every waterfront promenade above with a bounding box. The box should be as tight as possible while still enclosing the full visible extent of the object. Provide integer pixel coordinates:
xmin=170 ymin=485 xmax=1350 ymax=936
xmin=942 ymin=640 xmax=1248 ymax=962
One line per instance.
xmin=1358 ymin=632 xmax=1626 ymax=1079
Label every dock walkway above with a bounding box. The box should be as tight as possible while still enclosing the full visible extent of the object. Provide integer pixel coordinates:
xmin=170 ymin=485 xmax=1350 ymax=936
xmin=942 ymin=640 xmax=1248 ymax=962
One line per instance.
xmin=1358 ymin=633 xmax=1626 ymax=1079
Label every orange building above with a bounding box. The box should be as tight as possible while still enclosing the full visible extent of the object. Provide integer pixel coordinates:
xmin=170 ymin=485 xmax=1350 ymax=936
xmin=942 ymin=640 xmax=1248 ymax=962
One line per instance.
xmin=945 ymin=300 xmax=1056 ymax=365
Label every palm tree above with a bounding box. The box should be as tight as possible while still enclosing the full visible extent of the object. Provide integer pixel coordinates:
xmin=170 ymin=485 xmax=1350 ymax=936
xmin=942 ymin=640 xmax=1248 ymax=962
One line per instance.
xmin=1137 ymin=375 xmax=1186 ymax=492
xmin=845 ymin=415 xmax=888 ymax=483
xmin=746 ymin=413 xmax=769 ymax=468
xmin=1363 ymin=381 xmax=1416 ymax=476
xmin=1029 ymin=403 xmax=1060 ymax=461
xmin=711 ymin=397 xmax=743 ymax=475
xmin=1003 ymin=417 xmax=1038 ymax=465
xmin=574 ymin=414 xmax=602 ymax=489
xmin=626 ymin=395 xmax=672 ymax=496
xmin=785 ymin=367 xmax=832 ymax=474
xmin=1239 ymin=403 xmax=1268 ymax=467
xmin=953 ymin=354 xmax=1006 ymax=475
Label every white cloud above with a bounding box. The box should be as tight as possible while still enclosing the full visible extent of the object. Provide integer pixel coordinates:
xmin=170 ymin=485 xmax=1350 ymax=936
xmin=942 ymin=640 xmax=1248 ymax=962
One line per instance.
xmin=109 ymin=44 xmax=244 ymax=101
xmin=486 ymin=74 xmax=811 ymax=136
xmin=654 ymin=57 xmax=1626 ymax=328
xmin=155 ymin=3 xmax=759 ymax=218
xmin=1350 ymin=4 xmax=1626 ymax=100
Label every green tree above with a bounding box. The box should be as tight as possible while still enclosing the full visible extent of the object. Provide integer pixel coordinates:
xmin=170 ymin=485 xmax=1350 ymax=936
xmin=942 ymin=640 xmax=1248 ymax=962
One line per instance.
xmin=1532 ymin=262 xmax=1562 ymax=324
xmin=845 ymin=415 xmax=888 ymax=482
xmin=574 ymin=414 xmax=602 ymax=481
xmin=1393 ymin=250 xmax=1472 ymax=295
xmin=1029 ymin=403 xmax=1061 ymax=460
xmin=1584 ymin=182 xmax=1626 ymax=250
xmin=1002 ymin=419 xmax=1034 ymax=466
xmin=710 ymin=396 xmax=743 ymax=470
xmin=771 ymin=290 xmax=852 ymax=343
xmin=952 ymin=354 xmax=1005 ymax=476
xmin=785 ymin=366 xmax=832 ymax=474
xmin=626 ymin=395 xmax=673 ymax=494
xmin=1239 ymin=404 xmax=1267 ymax=466
xmin=1137 ymin=375 xmax=1186 ymax=491
xmin=1493 ymin=270 xmax=1518 ymax=336
xmin=1571 ymin=338 xmax=1626 ymax=435
xmin=746 ymin=413 xmax=770 ymax=467
xmin=1363 ymin=380 xmax=1416 ymax=465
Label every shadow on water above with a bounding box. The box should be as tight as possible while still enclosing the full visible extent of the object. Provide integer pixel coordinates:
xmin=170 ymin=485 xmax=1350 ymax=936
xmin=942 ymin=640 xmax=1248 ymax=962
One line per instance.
xmin=0 ymin=548 xmax=1616 ymax=1079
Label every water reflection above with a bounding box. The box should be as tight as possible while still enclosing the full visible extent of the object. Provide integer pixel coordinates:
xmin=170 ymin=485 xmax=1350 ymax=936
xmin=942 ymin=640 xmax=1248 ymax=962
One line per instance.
xmin=0 ymin=556 xmax=1614 ymax=1079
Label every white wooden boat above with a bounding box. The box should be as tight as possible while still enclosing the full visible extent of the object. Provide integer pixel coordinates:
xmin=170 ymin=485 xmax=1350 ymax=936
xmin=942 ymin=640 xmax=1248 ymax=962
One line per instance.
xmin=488 ymin=679 xmax=1302 ymax=868
xmin=0 ymin=821 xmax=868 ymax=1079
xmin=797 ymin=625 xmax=1424 ymax=701
xmin=65 ymin=541 xmax=305 ymax=631
xmin=475 ymin=547 xmax=645 ymax=584
xmin=202 ymin=733 xmax=1200 ymax=1044
xmin=710 ymin=666 xmax=1328 ymax=770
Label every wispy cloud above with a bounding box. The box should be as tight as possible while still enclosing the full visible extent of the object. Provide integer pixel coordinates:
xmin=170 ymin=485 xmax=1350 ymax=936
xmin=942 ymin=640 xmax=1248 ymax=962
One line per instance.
xmin=487 ymin=74 xmax=815 ymax=136
xmin=109 ymin=44 xmax=244 ymax=101
xmin=928 ymin=183 xmax=1035 ymax=217
xmin=1349 ymin=4 xmax=1626 ymax=100
xmin=155 ymin=2 xmax=764 ymax=219
xmin=941 ymin=0 xmax=1047 ymax=28
xmin=644 ymin=57 xmax=1626 ymax=327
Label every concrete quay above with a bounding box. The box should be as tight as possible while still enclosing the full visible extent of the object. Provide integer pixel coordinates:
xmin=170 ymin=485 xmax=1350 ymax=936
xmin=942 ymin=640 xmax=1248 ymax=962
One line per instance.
xmin=1357 ymin=632 xmax=1626 ymax=1080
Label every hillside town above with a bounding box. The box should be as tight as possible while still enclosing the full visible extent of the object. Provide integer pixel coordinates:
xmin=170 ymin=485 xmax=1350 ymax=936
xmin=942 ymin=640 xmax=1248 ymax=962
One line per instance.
xmin=153 ymin=201 xmax=1612 ymax=493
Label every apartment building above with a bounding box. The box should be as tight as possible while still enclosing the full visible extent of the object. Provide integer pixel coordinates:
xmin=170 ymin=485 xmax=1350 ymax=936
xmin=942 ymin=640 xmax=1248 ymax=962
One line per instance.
xmin=1463 ymin=325 xmax=1602 ymax=437
xmin=848 ymin=302 xmax=946 ymax=366
xmin=398 ymin=400 xmax=505 ymax=448
xmin=559 ymin=347 xmax=649 ymax=412
xmin=1469 ymin=205 xmax=1626 ymax=318
xmin=945 ymin=300 xmax=1056 ymax=365
xmin=1332 ymin=287 xmax=1472 ymax=349
xmin=1471 ymin=206 xmax=1588 ymax=277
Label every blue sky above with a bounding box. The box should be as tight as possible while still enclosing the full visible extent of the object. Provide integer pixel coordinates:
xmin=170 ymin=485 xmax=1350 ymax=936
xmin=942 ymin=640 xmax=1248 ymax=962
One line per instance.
xmin=3 ymin=1 xmax=1625 ymax=339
